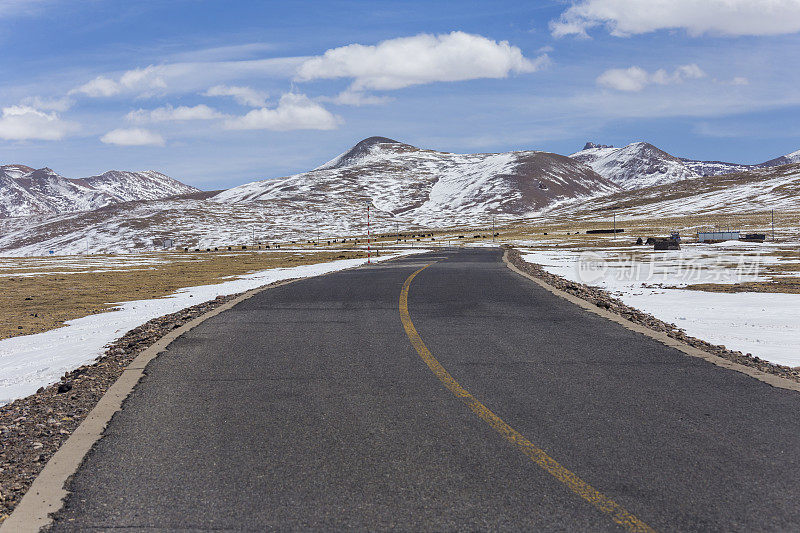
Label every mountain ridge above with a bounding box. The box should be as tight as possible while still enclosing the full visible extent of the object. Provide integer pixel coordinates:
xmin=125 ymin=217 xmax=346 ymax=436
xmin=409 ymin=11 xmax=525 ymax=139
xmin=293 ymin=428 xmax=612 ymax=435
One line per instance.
xmin=0 ymin=136 xmax=619 ymax=255
xmin=216 ymin=136 xmax=620 ymax=224
xmin=0 ymin=165 xmax=199 ymax=218
xmin=1 ymin=136 xmax=799 ymax=255
xmin=569 ymin=141 xmax=799 ymax=189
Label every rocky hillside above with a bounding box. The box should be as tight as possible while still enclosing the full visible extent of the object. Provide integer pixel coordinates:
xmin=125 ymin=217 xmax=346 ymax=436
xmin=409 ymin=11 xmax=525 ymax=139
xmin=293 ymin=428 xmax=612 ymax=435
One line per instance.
xmin=0 ymin=164 xmax=198 ymax=218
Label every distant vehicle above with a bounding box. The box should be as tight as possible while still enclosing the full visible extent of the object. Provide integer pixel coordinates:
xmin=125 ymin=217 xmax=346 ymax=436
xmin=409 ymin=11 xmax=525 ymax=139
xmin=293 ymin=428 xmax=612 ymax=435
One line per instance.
xmin=740 ymin=233 xmax=766 ymax=243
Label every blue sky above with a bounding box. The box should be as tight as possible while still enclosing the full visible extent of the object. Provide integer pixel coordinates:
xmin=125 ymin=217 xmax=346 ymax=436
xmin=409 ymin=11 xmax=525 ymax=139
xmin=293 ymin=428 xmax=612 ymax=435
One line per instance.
xmin=2 ymin=0 xmax=800 ymax=189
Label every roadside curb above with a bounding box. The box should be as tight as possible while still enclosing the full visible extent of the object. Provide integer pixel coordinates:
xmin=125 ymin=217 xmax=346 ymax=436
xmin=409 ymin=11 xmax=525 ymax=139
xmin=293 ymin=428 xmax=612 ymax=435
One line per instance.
xmin=502 ymin=249 xmax=800 ymax=393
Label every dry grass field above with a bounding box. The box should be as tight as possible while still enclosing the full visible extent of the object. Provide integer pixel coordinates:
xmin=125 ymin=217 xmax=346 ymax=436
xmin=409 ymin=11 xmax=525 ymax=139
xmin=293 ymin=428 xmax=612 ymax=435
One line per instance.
xmin=0 ymin=249 xmax=367 ymax=341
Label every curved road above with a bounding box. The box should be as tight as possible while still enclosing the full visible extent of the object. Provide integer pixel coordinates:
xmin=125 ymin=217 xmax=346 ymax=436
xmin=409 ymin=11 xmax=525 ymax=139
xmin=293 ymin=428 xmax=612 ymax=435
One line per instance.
xmin=50 ymin=248 xmax=800 ymax=531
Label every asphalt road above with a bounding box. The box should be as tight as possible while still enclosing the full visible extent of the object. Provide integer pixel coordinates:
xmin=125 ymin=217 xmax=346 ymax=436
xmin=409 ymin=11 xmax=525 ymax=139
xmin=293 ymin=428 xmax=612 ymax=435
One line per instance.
xmin=50 ymin=248 xmax=800 ymax=531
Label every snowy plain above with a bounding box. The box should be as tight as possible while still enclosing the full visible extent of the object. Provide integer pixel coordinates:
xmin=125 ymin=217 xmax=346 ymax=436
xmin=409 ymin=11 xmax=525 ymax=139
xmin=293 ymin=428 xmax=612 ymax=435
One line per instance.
xmin=521 ymin=244 xmax=800 ymax=368
xmin=0 ymin=250 xmax=424 ymax=405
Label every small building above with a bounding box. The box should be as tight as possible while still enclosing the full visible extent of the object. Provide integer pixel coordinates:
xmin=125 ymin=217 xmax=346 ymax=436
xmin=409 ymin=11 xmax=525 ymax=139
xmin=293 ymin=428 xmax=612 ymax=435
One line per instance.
xmin=698 ymin=231 xmax=740 ymax=243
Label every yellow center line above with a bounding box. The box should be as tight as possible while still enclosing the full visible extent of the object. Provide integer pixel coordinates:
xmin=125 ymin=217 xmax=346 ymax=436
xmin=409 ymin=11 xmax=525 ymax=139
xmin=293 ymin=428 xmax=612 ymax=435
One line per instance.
xmin=399 ymin=263 xmax=655 ymax=533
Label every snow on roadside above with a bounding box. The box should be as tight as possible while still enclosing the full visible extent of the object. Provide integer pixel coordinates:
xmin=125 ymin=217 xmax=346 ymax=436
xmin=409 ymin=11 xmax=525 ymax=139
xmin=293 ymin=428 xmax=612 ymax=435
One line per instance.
xmin=521 ymin=248 xmax=800 ymax=368
xmin=0 ymin=250 xmax=424 ymax=405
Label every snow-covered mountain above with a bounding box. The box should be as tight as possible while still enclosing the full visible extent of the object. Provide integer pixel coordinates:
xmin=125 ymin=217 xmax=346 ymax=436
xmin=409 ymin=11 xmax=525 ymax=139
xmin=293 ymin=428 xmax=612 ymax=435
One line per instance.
xmin=570 ymin=142 xmax=751 ymax=189
xmin=217 ymin=136 xmax=619 ymax=224
xmin=552 ymin=162 xmax=800 ymax=220
xmin=570 ymin=141 xmax=800 ymax=190
xmin=0 ymin=165 xmax=198 ymax=218
xmin=3 ymin=136 xmax=797 ymax=256
xmin=80 ymin=170 xmax=199 ymax=202
xmin=0 ymin=137 xmax=618 ymax=255
xmin=0 ymin=164 xmax=34 ymax=179
xmin=759 ymin=148 xmax=800 ymax=168
xmin=0 ymin=171 xmax=51 ymax=218
xmin=11 ymin=168 xmax=120 ymax=215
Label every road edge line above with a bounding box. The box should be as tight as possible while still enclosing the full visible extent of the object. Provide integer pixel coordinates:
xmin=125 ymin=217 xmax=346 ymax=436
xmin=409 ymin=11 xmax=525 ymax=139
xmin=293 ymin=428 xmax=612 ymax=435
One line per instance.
xmin=502 ymin=249 xmax=800 ymax=393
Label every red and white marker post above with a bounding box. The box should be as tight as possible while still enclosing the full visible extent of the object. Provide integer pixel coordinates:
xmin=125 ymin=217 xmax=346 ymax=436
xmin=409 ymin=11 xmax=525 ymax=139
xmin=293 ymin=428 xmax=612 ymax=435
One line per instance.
xmin=366 ymin=202 xmax=371 ymax=264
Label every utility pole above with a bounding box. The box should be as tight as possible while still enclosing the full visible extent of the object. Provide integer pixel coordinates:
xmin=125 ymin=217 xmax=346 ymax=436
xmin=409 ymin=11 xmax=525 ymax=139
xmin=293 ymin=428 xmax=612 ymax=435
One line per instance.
xmin=366 ymin=201 xmax=371 ymax=264
xmin=613 ymin=213 xmax=616 ymax=240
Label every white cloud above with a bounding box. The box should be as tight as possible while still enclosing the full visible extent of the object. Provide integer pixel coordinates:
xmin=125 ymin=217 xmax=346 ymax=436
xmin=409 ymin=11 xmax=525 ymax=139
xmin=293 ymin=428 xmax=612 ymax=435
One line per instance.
xmin=323 ymin=90 xmax=393 ymax=106
xmin=71 ymin=58 xmax=303 ymax=99
xmin=20 ymin=96 xmax=73 ymax=112
xmin=117 ymin=65 xmax=167 ymax=94
xmin=731 ymin=76 xmax=750 ymax=86
xmin=224 ymin=93 xmax=340 ymax=131
xmin=166 ymin=43 xmax=277 ymax=63
xmin=597 ymin=66 xmax=650 ymax=91
xmin=73 ymin=66 xmax=169 ymax=98
xmin=0 ymin=105 xmax=75 ymax=141
xmin=126 ymin=104 xmax=224 ymax=123
xmin=74 ymin=76 xmax=121 ymax=97
xmin=597 ymin=63 xmax=706 ymax=91
xmin=552 ymin=0 xmax=800 ymax=38
xmin=295 ymin=31 xmax=547 ymax=91
xmin=100 ymin=127 xmax=165 ymax=146
xmin=69 ymin=32 xmax=539 ymax=106
xmin=204 ymin=85 xmax=268 ymax=107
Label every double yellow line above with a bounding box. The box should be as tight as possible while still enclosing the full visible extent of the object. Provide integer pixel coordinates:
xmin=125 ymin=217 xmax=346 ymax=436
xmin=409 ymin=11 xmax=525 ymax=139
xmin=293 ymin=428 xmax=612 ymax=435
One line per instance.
xmin=399 ymin=263 xmax=654 ymax=532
